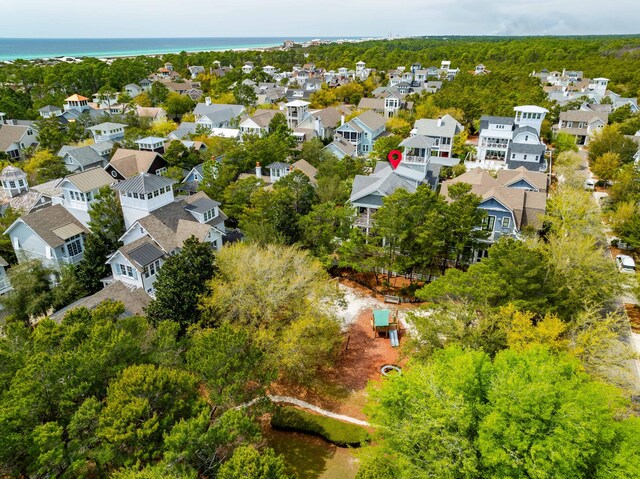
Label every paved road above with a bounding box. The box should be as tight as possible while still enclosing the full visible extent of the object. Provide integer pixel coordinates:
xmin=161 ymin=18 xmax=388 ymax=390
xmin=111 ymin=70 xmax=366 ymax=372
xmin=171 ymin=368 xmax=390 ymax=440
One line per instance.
xmin=577 ymin=147 xmax=640 ymax=387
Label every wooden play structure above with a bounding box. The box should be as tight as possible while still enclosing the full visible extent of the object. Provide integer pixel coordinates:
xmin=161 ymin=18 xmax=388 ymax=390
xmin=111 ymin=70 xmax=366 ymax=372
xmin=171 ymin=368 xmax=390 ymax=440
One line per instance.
xmin=371 ymin=309 xmax=400 ymax=347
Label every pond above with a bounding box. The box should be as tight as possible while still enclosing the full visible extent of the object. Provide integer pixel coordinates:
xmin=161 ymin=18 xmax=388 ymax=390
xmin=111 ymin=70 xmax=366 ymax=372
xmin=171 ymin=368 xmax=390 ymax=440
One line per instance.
xmin=264 ymin=428 xmax=360 ymax=479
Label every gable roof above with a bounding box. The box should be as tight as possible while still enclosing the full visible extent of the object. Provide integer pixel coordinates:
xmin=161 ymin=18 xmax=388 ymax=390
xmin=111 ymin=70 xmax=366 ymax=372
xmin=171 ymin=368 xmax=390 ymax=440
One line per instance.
xmin=440 ymin=168 xmax=547 ymax=230
xmin=8 ymin=204 xmax=89 ymax=248
xmin=350 ymin=162 xmax=418 ymax=204
xmin=326 ymin=138 xmax=357 ymax=157
xmin=115 ymin=236 xmax=166 ymax=271
xmin=0 ymin=125 xmax=30 ymax=151
xmin=496 ymin=167 xmax=548 ymax=192
xmin=413 ymin=114 xmax=462 ymax=138
xmin=559 ymin=110 xmax=608 ymax=123
xmin=62 ymin=167 xmax=114 ymax=193
xmin=352 ymin=110 xmax=387 ymax=131
xmin=58 ymin=145 xmax=106 ymax=168
xmin=133 ymin=192 xmax=227 ymax=252
xmin=291 ymin=159 xmax=317 ymax=184
xmin=193 ymin=102 xmax=244 ymax=118
xmin=50 ymin=280 xmax=151 ymax=322
xmin=109 ymin=149 xmax=164 ymax=178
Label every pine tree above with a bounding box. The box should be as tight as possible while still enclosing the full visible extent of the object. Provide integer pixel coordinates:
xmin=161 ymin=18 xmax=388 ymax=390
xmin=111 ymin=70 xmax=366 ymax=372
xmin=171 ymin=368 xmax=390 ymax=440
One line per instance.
xmin=145 ymin=237 xmax=216 ymax=333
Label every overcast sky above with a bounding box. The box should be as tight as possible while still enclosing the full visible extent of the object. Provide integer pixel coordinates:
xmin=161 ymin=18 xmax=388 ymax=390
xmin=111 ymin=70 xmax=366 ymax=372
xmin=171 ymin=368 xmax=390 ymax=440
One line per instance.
xmin=3 ymin=0 xmax=639 ymax=37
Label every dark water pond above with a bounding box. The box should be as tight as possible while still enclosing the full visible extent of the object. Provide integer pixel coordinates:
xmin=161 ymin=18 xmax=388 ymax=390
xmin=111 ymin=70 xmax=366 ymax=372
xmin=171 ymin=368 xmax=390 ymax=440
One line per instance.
xmin=264 ymin=428 xmax=359 ymax=479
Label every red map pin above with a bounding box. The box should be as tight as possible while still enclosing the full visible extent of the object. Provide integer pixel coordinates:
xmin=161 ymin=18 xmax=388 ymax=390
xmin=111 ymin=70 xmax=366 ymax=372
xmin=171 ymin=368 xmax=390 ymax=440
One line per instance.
xmin=387 ymin=150 xmax=403 ymax=169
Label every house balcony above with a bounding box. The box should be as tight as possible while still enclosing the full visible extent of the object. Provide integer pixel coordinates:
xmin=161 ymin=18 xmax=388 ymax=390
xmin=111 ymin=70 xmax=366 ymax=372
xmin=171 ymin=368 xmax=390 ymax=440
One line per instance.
xmin=480 ymin=141 xmax=509 ymax=148
xmin=60 ymin=252 xmax=84 ymax=265
xmin=404 ymin=155 xmax=429 ymax=164
xmin=354 ymin=214 xmax=374 ymax=229
xmin=485 ymin=229 xmax=518 ymax=242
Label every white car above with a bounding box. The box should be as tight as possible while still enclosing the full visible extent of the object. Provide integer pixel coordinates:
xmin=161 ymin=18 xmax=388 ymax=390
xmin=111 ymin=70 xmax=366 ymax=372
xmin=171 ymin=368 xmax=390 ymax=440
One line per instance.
xmin=616 ymin=254 xmax=636 ymax=273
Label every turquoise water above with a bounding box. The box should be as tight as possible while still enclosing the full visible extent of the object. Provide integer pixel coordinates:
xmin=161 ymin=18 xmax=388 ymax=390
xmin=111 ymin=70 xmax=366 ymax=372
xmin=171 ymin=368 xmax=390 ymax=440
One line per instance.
xmin=0 ymin=37 xmax=348 ymax=61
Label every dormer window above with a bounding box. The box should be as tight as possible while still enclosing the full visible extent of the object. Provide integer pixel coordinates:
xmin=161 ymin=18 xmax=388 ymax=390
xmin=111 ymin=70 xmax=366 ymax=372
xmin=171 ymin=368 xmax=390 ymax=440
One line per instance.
xmin=204 ymin=209 xmax=216 ymax=222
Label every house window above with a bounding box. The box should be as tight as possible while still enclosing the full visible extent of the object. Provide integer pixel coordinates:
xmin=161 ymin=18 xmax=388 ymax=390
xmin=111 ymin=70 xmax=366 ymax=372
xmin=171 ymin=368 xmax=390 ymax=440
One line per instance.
xmin=111 ymin=170 xmax=118 ymax=178
xmin=524 ymin=155 xmax=527 ymax=160
xmin=156 ymin=167 xmax=167 ymax=175
xmin=119 ymin=264 xmax=137 ymax=279
xmin=9 ymin=181 xmax=15 ymax=188
xmin=140 ymin=227 xmax=145 ymax=234
xmin=481 ymin=216 xmax=496 ymax=231
xmin=66 ymin=234 xmax=83 ymax=257
xmin=153 ymin=189 xmax=160 ymax=198
xmin=501 ymin=217 xmax=511 ymax=228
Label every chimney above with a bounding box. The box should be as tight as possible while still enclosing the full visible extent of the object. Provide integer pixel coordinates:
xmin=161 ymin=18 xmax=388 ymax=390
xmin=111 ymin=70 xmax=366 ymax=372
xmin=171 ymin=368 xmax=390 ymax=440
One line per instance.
xmin=562 ymin=68 xmax=566 ymax=77
xmin=340 ymin=114 xmax=345 ymax=126
xmin=205 ymin=96 xmax=211 ymax=106
xmin=437 ymin=116 xmax=443 ymax=127
xmin=315 ymin=117 xmax=321 ymax=135
xmin=256 ymin=162 xmax=262 ymax=179
xmin=0 ymin=112 xmax=5 ymax=124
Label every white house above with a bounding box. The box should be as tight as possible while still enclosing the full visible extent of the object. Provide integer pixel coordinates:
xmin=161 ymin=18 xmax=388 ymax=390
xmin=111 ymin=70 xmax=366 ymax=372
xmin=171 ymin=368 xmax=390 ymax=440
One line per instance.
xmin=238 ymin=109 xmax=279 ymax=137
xmin=558 ymin=110 xmax=608 ymax=145
xmin=64 ymin=94 xmax=91 ymax=112
xmin=106 ymin=190 xmax=227 ymax=295
xmin=112 ymin=173 xmax=178 ymax=229
xmin=4 ymin=204 xmax=89 ymax=270
xmin=242 ymin=62 xmax=254 ymax=74
xmin=38 ymin=105 xmax=63 ymax=118
xmin=284 ymin=100 xmax=310 ymax=129
xmin=124 ymin=83 xmax=142 ymax=98
xmin=410 ymin=114 xmax=464 ymax=158
xmin=57 ymin=144 xmax=110 ymax=173
xmin=0 ymin=123 xmax=37 ymax=160
xmin=135 ymin=136 xmax=166 ymax=154
xmin=476 ymin=105 xmax=548 ymax=171
xmin=87 ymin=122 xmax=127 ymax=142
xmin=52 ymin=167 xmax=115 ymax=226
xmin=194 ymin=100 xmax=245 ymax=130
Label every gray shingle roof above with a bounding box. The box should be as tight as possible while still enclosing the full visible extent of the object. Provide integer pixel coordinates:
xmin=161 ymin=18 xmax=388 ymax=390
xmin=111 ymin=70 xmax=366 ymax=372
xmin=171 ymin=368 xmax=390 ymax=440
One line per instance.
xmin=12 ymin=204 xmax=89 ymax=248
xmin=508 ymin=143 xmax=546 ymax=155
xmin=413 ymin=114 xmax=462 ymax=138
xmin=184 ymin=196 xmax=220 ymax=214
xmin=58 ymin=145 xmax=106 ymax=168
xmin=112 ymin=173 xmax=176 ymax=195
xmin=400 ymin=135 xmax=435 ymax=149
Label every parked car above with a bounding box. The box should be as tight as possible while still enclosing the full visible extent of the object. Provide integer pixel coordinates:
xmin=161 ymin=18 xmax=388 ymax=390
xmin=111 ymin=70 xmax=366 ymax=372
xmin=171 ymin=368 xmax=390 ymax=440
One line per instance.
xmin=615 ymin=254 xmax=636 ymax=273
xmin=584 ymin=178 xmax=596 ymax=190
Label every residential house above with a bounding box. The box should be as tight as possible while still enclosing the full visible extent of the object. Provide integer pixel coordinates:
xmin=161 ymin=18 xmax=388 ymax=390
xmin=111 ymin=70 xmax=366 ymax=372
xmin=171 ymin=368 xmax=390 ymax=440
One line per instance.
xmin=87 ymin=122 xmax=127 ymax=142
xmin=266 ymin=162 xmax=290 ymax=183
xmin=63 ymin=94 xmax=91 ymax=113
xmin=106 ymin=148 xmax=168 ymax=180
xmin=0 ymin=166 xmax=61 ymax=215
xmin=124 ymin=83 xmax=142 ymax=98
xmin=358 ymin=91 xmax=409 ymax=118
xmin=52 ymin=167 xmax=115 ymax=226
xmin=349 ymin=161 xmax=440 ymax=235
xmin=4 ymin=204 xmax=89 ymax=270
xmin=296 ymin=106 xmax=350 ymax=140
xmin=188 ymin=66 xmax=205 ymax=79
xmin=194 ymin=100 xmax=245 ymax=130
xmin=238 ymin=109 xmax=279 ymax=137
xmin=284 ymin=100 xmax=310 ymax=129
xmin=410 ymin=114 xmax=463 ymax=158
xmin=0 ymin=122 xmax=37 ymax=160
xmin=107 ymin=181 xmax=227 ymax=294
xmin=38 ymin=105 xmax=63 ymax=118
xmin=242 ymin=62 xmax=254 ymax=74
xmin=323 ymin=138 xmax=357 ymax=159
xmin=57 ymin=144 xmax=110 ymax=173
xmin=168 ymin=122 xmax=198 ymax=140
xmin=473 ymin=64 xmax=490 ymax=75
xmin=135 ymin=137 xmax=166 ymax=154
xmin=558 ymin=110 xmax=608 ymax=145
xmin=440 ymin=167 xmax=547 ymax=260
xmin=179 ymin=163 xmax=205 ymax=194
xmin=330 ymin=110 xmax=387 ymax=155
xmin=135 ymin=105 xmax=167 ymax=122
xmin=476 ymin=105 xmax=548 ymax=171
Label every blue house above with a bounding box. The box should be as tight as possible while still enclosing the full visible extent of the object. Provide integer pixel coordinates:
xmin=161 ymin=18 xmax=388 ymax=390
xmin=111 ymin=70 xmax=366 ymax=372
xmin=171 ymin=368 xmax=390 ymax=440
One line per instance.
xmin=329 ymin=110 xmax=387 ymax=156
xmin=440 ymin=167 xmax=548 ymax=261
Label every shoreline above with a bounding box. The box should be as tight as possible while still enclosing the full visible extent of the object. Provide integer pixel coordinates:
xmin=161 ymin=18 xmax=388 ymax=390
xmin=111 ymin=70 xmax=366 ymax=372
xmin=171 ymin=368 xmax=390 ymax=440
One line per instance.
xmin=0 ymin=36 xmax=387 ymax=63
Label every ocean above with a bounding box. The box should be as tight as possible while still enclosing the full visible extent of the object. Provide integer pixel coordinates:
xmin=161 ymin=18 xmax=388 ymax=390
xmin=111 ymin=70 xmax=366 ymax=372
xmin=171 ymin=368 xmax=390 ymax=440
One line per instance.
xmin=0 ymin=37 xmax=348 ymax=62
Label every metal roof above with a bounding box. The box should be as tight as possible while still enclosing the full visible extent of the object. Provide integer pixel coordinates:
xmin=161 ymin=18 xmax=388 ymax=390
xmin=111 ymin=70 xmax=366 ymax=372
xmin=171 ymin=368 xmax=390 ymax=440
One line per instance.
xmin=52 ymin=223 xmax=85 ymax=240
xmin=128 ymin=241 xmax=165 ymax=267
xmin=112 ymin=173 xmax=176 ymax=195
xmin=64 ymin=167 xmax=114 ymax=193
